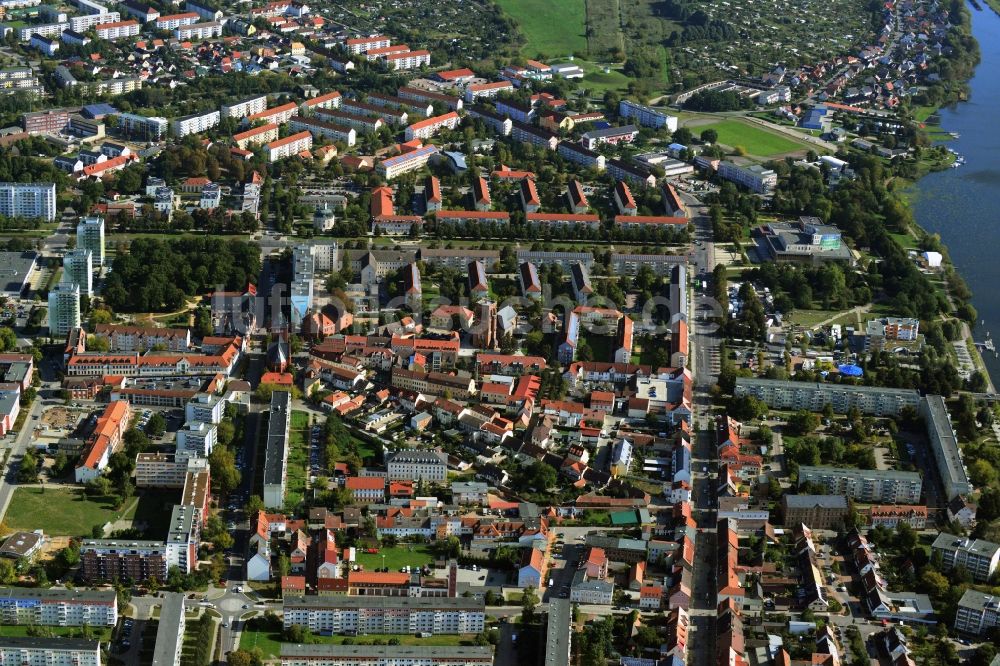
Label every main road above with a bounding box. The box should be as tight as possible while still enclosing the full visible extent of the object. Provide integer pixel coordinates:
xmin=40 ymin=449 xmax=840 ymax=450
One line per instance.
xmin=684 ymin=191 xmax=722 ymax=666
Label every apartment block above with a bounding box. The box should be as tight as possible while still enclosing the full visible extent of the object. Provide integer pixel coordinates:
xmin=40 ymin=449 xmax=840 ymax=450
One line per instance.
xmin=921 ymin=394 xmax=973 ymax=501
xmin=717 ymin=161 xmax=777 ymax=194
xmin=797 ymin=466 xmax=922 ymax=504
xmin=264 ymin=131 xmax=312 ymax=162
xmin=376 ymin=144 xmax=438 ymax=180
xmin=0 ymin=587 xmax=116 ymax=627
xmin=283 ymin=596 xmax=484 ymax=635
xmin=232 ymin=122 xmax=279 ymax=150
xmin=733 ymin=378 xmax=920 ymax=416
xmin=80 ymin=539 xmax=168 ymax=582
xmin=174 ymin=20 xmax=221 ymax=40
xmin=95 ymin=19 xmax=140 ymax=39
xmin=0 ymin=182 xmax=56 ymax=221
xmin=281 ymin=644 xmax=494 ymax=666
xmin=289 ymin=117 xmax=356 ymax=146
xmin=386 ymin=450 xmax=447 ymax=481
xmin=173 ymin=110 xmax=220 ymax=137
xmin=221 ymin=94 xmax=268 ymax=119
xmin=618 ymin=99 xmax=678 ymax=130
xmin=932 ymin=533 xmax=1000 ymax=582
xmin=48 ymin=282 xmax=81 ymax=336
xmin=264 ymin=391 xmax=291 ymax=508
xmin=955 ymin=589 xmax=1000 ymax=635
xmin=0 ymin=637 xmax=101 ymax=666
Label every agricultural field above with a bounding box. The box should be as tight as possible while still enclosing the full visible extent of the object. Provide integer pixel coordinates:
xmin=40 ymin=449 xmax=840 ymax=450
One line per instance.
xmin=494 ymin=0 xmax=587 ymax=58
xmin=688 ymin=119 xmax=809 ymax=157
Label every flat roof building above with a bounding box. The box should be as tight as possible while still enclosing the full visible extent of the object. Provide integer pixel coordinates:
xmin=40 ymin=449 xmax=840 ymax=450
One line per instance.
xmin=734 ymin=378 xmax=920 ymax=416
xmin=264 ymin=390 xmax=291 ymax=508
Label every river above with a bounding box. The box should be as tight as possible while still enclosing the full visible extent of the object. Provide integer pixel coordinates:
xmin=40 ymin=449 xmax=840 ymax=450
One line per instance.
xmin=908 ymin=2 xmax=1000 ymax=385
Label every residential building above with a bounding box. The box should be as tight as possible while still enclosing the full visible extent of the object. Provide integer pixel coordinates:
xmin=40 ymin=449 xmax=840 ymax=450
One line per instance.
xmin=80 ymin=539 xmax=167 ymax=582
xmin=797 ymin=466 xmax=922 ymax=504
xmin=283 ymin=596 xmax=484 ymax=635
xmin=94 ymin=19 xmax=140 ymax=40
xmin=0 ymin=637 xmax=101 ymax=666
xmin=0 ymin=587 xmax=116 ymax=626
xmin=48 ymin=282 xmax=80 ymax=336
xmin=222 ymin=95 xmax=268 ymax=119
xmin=717 ymin=161 xmax=777 ymax=194
xmin=280 ymin=644 xmax=494 ymax=666
xmin=0 ymin=182 xmax=56 ymax=221
xmin=174 ymin=20 xmax=221 ymax=39
xmin=781 ymin=494 xmax=849 ymax=529
xmin=232 ymin=123 xmax=279 ymax=150
xmin=733 ymin=378 xmax=920 ymax=416
xmin=377 ymin=144 xmax=438 ymax=180
xmin=173 ymin=110 xmax=220 ymax=137
xmin=618 ymin=100 xmax=677 ymax=130
xmin=581 ymin=125 xmax=638 ymax=150
xmin=386 ymin=450 xmax=447 ymax=481
xmin=151 ymin=592 xmax=185 ymax=666
xmin=866 ymin=505 xmax=928 ymax=529
xmin=954 ymin=589 xmax=1000 ymax=635
xmin=289 ymin=117 xmax=357 ymax=146
xmin=75 ymin=400 xmax=131 ymax=483
xmin=264 ymin=131 xmax=312 ymax=162
xmin=62 ymin=249 xmax=93 ymax=297
xmin=557 ymin=141 xmax=605 ymax=170
xmin=404 ymin=111 xmax=459 ymax=141
xmin=264 ymin=391 xmax=291 ymax=508
xmin=931 ymin=533 xmax=1000 ymax=582
xmin=922 ymin=394 xmax=973 ymax=500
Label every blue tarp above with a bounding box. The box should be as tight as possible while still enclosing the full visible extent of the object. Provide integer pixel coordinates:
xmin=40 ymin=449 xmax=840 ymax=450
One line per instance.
xmin=838 ymin=364 xmax=864 ymax=376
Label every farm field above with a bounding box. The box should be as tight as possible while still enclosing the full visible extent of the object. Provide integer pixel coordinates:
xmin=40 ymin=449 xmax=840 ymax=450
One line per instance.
xmin=690 ymin=119 xmax=808 ymax=157
xmin=494 ymin=0 xmax=587 ymax=58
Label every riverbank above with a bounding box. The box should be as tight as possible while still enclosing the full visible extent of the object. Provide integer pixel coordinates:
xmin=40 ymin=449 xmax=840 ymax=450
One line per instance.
xmin=905 ymin=1 xmax=1000 ymax=388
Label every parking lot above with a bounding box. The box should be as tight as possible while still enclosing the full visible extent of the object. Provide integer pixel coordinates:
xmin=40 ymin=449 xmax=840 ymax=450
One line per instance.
xmin=309 ymin=422 xmax=322 ymax=486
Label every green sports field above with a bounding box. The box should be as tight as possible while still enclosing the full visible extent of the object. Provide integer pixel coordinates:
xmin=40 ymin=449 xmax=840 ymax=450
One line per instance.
xmin=494 ymin=0 xmax=587 ymax=57
xmin=693 ymin=119 xmax=808 ymax=157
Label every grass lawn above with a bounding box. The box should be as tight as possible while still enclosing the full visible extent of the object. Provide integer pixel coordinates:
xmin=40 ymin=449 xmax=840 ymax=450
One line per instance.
xmin=239 ymin=628 xmax=470 ymax=659
xmin=6 ymin=487 xmax=139 ymax=536
xmin=0 ymin=625 xmax=112 ymax=641
xmin=786 ymin=309 xmax=843 ymax=327
xmin=692 ymin=119 xmax=807 ymax=157
xmin=286 ymin=410 xmax=311 ymax=508
xmin=494 ymin=0 xmax=587 ymax=57
xmin=888 ymin=231 xmax=919 ymax=251
xmin=354 ymin=544 xmax=434 ymax=572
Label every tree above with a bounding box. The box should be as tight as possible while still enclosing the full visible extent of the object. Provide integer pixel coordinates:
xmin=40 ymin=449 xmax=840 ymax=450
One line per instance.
xmin=17 ymin=449 xmax=38 ymax=483
xmin=521 ymin=585 xmax=539 ymax=624
xmin=245 ymin=495 xmax=265 ymax=517
xmin=0 ymin=559 xmax=15 ymax=584
xmin=145 ymin=412 xmax=166 ymax=437
xmin=700 ymin=128 xmax=718 ymax=144
xmin=920 ymin=568 xmax=949 ymax=599
xmin=209 ymin=446 xmax=242 ymax=495
xmin=786 ymin=410 xmax=820 ymax=436
xmin=227 ymin=650 xmax=263 ymax=666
